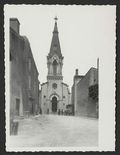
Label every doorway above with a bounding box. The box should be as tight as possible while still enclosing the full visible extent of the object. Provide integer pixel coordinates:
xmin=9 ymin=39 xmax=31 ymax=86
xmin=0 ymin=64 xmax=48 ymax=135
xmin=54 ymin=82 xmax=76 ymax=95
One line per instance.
xmin=16 ymin=98 xmax=20 ymax=116
xmin=52 ymin=96 xmax=57 ymax=112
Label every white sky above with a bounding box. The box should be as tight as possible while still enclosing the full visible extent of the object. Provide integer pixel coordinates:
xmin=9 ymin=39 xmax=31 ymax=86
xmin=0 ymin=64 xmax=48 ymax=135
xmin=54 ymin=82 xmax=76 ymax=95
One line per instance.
xmin=5 ymin=5 xmax=116 ymax=89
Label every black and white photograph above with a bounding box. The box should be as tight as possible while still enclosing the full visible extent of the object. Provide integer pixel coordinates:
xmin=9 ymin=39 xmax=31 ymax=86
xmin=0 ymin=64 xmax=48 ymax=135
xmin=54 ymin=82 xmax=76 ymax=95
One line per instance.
xmin=5 ymin=5 xmax=115 ymax=151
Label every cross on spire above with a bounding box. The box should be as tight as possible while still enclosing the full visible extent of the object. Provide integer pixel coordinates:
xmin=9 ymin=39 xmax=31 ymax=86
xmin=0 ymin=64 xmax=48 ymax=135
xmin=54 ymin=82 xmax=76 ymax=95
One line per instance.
xmin=54 ymin=16 xmax=58 ymax=22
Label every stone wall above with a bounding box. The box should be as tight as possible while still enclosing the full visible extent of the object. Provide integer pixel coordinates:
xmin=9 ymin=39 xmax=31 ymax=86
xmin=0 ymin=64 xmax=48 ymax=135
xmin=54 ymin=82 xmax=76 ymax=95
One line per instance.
xmin=76 ymin=68 xmax=98 ymax=117
xmin=10 ymin=18 xmax=39 ymax=120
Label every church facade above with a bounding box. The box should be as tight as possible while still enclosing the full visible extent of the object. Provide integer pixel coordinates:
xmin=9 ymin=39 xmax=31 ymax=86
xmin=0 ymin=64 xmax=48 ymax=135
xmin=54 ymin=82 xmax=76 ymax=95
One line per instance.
xmin=41 ymin=18 xmax=70 ymax=114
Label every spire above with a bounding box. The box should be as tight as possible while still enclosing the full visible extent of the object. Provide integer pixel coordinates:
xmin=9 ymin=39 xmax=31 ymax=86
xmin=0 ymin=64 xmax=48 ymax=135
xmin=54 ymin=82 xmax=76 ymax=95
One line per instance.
xmin=53 ymin=16 xmax=58 ymax=33
xmin=48 ymin=17 xmax=63 ymax=58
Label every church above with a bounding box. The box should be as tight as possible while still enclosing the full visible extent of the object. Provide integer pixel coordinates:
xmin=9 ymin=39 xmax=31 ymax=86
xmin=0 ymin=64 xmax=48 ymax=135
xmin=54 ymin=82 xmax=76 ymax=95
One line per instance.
xmin=41 ymin=17 xmax=71 ymax=114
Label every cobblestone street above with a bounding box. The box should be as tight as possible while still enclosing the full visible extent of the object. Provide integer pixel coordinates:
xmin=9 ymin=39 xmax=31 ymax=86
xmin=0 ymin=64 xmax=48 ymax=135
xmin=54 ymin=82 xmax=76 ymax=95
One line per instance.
xmin=8 ymin=115 xmax=98 ymax=148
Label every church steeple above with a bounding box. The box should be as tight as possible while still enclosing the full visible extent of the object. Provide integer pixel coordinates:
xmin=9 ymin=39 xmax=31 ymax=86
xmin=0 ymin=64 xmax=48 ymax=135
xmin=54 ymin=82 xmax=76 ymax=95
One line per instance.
xmin=48 ymin=17 xmax=63 ymax=58
xmin=47 ymin=17 xmax=63 ymax=81
xmin=41 ymin=17 xmax=70 ymax=115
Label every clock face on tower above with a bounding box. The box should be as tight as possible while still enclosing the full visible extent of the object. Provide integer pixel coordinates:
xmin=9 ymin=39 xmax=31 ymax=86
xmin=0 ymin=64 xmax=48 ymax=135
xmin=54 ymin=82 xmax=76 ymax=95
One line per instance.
xmin=52 ymin=83 xmax=57 ymax=89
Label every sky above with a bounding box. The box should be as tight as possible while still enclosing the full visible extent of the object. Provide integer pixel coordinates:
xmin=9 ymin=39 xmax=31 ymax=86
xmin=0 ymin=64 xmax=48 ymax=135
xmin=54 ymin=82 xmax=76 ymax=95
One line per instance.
xmin=4 ymin=5 xmax=116 ymax=89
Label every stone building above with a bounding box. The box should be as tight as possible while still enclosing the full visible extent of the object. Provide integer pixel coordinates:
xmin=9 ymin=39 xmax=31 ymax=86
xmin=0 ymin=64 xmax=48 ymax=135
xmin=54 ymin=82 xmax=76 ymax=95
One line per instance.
xmin=39 ymin=89 xmax=42 ymax=114
xmin=10 ymin=18 xmax=39 ymax=121
xmin=72 ymin=66 xmax=98 ymax=118
xmin=41 ymin=17 xmax=70 ymax=114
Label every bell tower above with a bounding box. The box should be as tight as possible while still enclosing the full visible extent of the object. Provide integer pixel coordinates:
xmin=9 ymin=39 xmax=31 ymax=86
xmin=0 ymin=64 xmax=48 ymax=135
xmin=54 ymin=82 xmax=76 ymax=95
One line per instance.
xmin=41 ymin=17 xmax=70 ymax=114
xmin=47 ymin=17 xmax=64 ymax=81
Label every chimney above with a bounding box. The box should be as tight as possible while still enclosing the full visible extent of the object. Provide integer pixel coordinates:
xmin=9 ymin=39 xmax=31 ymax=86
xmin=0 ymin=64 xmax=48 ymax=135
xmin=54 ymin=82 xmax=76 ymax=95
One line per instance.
xmin=10 ymin=18 xmax=20 ymax=34
xmin=75 ymin=69 xmax=78 ymax=76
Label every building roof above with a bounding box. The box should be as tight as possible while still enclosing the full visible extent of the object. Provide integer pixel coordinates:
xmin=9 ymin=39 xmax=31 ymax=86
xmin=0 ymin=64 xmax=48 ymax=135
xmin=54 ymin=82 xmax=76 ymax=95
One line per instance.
xmin=74 ymin=75 xmax=84 ymax=78
xmin=86 ymin=67 xmax=98 ymax=75
xmin=48 ymin=18 xmax=63 ymax=58
xmin=62 ymin=82 xmax=68 ymax=87
xmin=41 ymin=82 xmax=48 ymax=86
xmin=10 ymin=18 xmax=20 ymax=25
xmin=77 ymin=67 xmax=98 ymax=86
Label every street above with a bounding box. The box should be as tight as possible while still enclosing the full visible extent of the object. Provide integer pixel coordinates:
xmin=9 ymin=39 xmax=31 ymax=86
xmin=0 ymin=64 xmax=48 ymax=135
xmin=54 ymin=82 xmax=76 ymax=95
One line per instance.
xmin=8 ymin=115 xmax=98 ymax=147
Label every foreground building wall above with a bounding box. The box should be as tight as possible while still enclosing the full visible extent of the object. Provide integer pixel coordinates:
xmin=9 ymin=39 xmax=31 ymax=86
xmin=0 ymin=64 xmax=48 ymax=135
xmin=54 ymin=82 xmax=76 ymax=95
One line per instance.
xmin=10 ymin=18 xmax=39 ymax=121
xmin=72 ymin=68 xmax=98 ymax=118
xmin=76 ymin=68 xmax=98 ymax=117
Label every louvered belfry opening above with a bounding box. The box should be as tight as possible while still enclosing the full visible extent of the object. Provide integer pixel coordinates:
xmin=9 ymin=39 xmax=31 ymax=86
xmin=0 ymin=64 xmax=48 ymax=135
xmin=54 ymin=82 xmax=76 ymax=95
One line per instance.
xmin=53 ymin=60 xmax=58 ymax=75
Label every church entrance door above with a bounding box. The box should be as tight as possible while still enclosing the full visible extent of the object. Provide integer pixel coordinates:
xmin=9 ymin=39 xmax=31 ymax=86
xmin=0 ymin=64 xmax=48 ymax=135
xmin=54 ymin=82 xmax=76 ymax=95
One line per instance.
xmin=52 ymin=96 xmax=57 ymax=113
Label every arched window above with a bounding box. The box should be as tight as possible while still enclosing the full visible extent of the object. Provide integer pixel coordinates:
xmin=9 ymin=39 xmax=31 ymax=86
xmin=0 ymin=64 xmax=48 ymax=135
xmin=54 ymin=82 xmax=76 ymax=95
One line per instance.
xmin=53 ymin=60 xmax=57 ymax=75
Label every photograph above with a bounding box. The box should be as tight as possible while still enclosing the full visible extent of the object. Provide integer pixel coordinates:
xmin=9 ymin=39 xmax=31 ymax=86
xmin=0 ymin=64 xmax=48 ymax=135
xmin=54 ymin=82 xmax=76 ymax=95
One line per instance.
xmin=5 ymin=4 xmax=115 ymax=151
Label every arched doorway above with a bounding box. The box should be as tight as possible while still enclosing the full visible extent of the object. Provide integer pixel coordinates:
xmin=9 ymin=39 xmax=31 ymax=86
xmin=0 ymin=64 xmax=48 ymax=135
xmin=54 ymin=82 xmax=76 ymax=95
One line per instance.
xmin=52 ymin=96 xmax=57 ymax=112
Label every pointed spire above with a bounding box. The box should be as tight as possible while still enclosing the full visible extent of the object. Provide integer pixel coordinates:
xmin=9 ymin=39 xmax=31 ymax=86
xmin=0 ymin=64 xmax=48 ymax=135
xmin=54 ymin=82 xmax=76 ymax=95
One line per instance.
xmin=53 ymin=16 xmax=58 ymax=33
xmin=48 ymin=17 xmax=63 ymax=58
